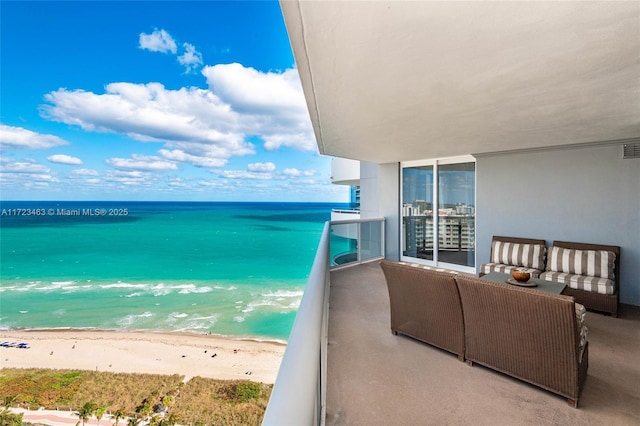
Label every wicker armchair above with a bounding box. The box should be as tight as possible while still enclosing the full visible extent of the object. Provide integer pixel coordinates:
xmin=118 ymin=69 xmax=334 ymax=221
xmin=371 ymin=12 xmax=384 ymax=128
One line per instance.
xmin=456 ymin=275 xmax=588 ymax=407
xmin=380 ymin=260 xmax=465 ymax=361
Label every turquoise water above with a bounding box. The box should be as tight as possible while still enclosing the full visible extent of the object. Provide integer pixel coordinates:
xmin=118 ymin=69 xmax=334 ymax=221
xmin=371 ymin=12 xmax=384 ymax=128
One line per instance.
xmin=0 ymin=201 xmax=342 ymax=341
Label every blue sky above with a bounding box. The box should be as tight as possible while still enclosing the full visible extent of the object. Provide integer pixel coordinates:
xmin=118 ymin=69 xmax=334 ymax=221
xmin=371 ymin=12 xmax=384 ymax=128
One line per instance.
xmin=0 ymin=1 xmax=348 ymax=202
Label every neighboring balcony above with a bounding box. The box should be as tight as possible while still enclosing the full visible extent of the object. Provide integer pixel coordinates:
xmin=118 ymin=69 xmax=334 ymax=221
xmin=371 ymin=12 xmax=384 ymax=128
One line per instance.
xmin=330 ymin=156 xmax=361 ymax=226
xmin=330 ymin=158 xmax=360 ymax=186
xmin=330 ymin=209 xmax=360 ymax=223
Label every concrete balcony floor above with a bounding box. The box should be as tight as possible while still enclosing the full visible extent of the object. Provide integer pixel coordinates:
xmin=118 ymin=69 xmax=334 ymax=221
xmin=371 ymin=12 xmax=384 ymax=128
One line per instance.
xmin=327 ymin=262 xmax=640 ymax=425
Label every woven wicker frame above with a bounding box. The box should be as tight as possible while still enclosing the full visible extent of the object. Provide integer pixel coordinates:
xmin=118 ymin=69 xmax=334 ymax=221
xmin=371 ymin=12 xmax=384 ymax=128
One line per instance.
xmin=380 ymin=260 xmax=465 ymax=361
xmin=456 ymin=275 xmax=588 ymax=407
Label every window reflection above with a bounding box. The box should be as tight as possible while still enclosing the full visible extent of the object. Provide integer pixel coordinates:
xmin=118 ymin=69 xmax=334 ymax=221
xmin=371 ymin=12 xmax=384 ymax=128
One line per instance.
xmin=402 ymin=161 xmax=475 ymax=268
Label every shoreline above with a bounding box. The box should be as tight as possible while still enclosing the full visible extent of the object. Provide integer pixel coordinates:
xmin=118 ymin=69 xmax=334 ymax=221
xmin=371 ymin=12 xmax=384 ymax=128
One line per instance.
xmin=0 ymin=327 xmax=288 ymax=345
xmin=0 ymin=329 xmax=286 ymax=384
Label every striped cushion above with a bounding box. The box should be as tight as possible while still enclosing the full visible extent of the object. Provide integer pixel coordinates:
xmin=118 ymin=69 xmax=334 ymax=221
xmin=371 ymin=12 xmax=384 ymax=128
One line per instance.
xmin=545 ymin=246 xmax=616 ymax=279
xmin=575 ymin=302 xmax=587 ymax=361
xmin=575 ymin=303 xmax=587 ymax=326
xmin=490 ymin=241 xmax=546 ymax=270
xmin=480 ymin=263 xmax=542 ymax=278
xmin=539 ymin=271 xmax=615 ymax=295
xmin=579 ymin=324 xmax=588 ymax=361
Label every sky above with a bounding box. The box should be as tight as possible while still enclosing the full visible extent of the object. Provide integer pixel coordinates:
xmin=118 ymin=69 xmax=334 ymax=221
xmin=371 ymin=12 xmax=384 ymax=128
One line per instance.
xmin=0 ymin=1 xmax=348 ymax=202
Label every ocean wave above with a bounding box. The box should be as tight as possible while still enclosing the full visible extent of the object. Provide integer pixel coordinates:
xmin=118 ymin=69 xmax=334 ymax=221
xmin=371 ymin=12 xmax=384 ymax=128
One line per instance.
xmin=100 ymin=282 xmax=147 ymax=289
xmin=150 ymin=284 xmax=172 ymax=297
xmin=262 ymin=290 xmax=304 ymax=298
xmin=117 ymin=311 xmax=155 ymax=327
xmin=34 ymin=283 xmax=69 ymax=291
xmin=52 ymin=309 xmax=66 ymax=316
xmin=51 ymin=281 xmax=75 ymax=286
xmin=176 ymin=284 xmax=213 ymax=294
xmin=238 ymin=288 xmax=303 ymax=314
xmin=1 ymin=280 xmax=238 ymax=298
xmin=169 ymin=313 xmax=219 ymax=331
xmin=212 ymin=285 xmax=238 ymax=291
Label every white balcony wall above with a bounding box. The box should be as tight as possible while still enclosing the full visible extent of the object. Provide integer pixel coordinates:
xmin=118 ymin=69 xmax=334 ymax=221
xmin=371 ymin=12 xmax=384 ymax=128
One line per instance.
xmin=331 ymin=158 xmax=360 ymax=186
xmin=360 ymin=161 xmax=400 ymax=260
xmin=331 ymin=210 xmax=360 ymax=226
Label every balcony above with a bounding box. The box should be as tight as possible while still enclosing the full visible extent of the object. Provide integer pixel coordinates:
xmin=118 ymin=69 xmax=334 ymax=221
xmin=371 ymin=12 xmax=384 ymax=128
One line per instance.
xmin=325 ymin=263 xmax=640 ymax=424
xmin=265 ymin=223 xmax=640 ymax=425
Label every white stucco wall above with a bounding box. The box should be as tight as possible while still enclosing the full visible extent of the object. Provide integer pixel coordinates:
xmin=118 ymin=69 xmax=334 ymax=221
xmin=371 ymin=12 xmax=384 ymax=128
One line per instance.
xmin=476 ymin=144 xmax=640 ymax=306
xmin=360 ymin=161 xmax=400 ymax=260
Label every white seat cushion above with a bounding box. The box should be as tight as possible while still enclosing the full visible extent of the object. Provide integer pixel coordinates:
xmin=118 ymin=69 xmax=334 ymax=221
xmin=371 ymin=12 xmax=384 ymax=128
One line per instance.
xmin=539 ymin=271 xmax=615 ymax=295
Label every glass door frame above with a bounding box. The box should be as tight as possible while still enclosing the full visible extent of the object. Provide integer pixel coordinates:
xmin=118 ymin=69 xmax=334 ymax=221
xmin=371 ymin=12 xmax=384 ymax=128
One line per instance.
xmin=400 ymin=155 xmax=476 ymax=274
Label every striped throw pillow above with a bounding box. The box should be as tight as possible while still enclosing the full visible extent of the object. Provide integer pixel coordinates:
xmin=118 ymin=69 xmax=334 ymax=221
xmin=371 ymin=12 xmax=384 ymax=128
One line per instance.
xmin=490 ymin=241 xmax=546 ymax=270
xmin=545 ymin=246 xmax=616 ymax=279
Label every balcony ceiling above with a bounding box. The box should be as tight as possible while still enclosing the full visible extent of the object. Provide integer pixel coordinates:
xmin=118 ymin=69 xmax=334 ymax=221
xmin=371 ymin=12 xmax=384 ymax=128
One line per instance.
xmin=281 ymin=1 xmax=640 ymax=163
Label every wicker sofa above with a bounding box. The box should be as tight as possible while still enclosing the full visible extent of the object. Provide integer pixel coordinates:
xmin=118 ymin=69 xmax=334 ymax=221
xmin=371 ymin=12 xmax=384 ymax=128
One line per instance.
xmin=540 ymin=240 xmax=620 ymax=317
xmin=479 ymin=235 xmax=547 ymax=278
xmin=381 ymin=260 xmax=589 ymax=407
xmin=380 ymin=260 xmax=465 ymax=361
xmin=456 ymin=274 xmax=588 ymax=408
xmin=480 ymin=237 xmax=621 ymax=317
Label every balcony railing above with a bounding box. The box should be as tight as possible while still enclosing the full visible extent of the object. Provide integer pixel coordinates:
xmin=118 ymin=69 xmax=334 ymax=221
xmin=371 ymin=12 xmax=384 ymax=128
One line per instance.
xmin=263 ymin=218 xmax=385 ymax=426
xmin=330 ymin=218 xmax=385 ymax=269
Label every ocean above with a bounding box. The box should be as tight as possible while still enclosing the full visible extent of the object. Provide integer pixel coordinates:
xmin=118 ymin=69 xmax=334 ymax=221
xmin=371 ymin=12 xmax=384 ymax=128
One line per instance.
xmin=0 ymin=201 xmax=343 ymax=341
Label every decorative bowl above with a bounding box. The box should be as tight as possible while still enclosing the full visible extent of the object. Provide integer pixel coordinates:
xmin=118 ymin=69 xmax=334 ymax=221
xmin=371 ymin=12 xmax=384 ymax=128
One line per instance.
xmin=511 ymin=269 xmax=531 ymax=283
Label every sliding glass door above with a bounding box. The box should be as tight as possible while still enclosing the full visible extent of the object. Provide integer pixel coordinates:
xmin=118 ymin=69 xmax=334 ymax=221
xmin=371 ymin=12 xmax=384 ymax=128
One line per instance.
xmin=401 ymin=157 xmax=475 ymax=272
xmin=402 ymin=165 xmax=434 ymax=260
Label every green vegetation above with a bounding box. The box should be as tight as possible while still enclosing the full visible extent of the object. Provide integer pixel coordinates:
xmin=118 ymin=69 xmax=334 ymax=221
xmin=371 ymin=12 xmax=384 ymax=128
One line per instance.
xmin=219 ymin=381 xmax=263 ymax=403
xmin=0 ymin=369 xmax=272 ymax=426
xmin=0 ymin=406 xmax=23 ymax=426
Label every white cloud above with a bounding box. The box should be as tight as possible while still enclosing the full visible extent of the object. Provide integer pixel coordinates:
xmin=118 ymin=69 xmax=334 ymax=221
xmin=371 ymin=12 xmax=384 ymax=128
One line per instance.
xmin=202 ymin=63 xmax=304 ymax=113
xmin=218 ymin=170 xmax=274 ymax=180
xmin=103 ymin=170 xmax=154 ymax=186
xmin=48 ymin=154 xmax=83 ymax=165
xmin=0 ymin=157 xmax=58 ymax=189
xmin=159 ymin=149 xmax=227 ymax=168
xmin=71 ymin=168 xmax=99 ymax=176
xmin=0 ymin=172 xmax=57 ymax=184
xmin=178 ymin=43 xmax=203 ymax=73
xmin=263 ymin=133 xmax=315 ymax=152
xmin=202 ymin=63 xmax=316 ymax=151
xmin=39 ymin=63 xmax=315 ymax=170
xmin=1 ymin=160 xmax=51 ymax=174
xmin=41 ymin=83 xmax=254 ymax=166
xmin=282 ymin=168 xmax=316 ymax=177
xmin=139 ymin=29 xmax=177 ymax=54
xmin=217 ymin=161 xmax=313 ymax=186
xmin=0 ymin=124 xmax=70 ymax=150
xmin=197 ymin=179 xmax=227 ymax=188
xmin=167 ymin=177 xmax=190 ymax=188
xmin=247 ymin=162 xmax=276 ymax=172
xmin=106 ymin=154 xmax=178 ymax=171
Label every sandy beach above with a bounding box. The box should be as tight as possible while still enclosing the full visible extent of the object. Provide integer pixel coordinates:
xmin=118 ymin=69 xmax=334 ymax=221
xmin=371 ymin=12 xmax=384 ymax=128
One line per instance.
xmin=0 ymin=329 xmax=285 ymax=384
